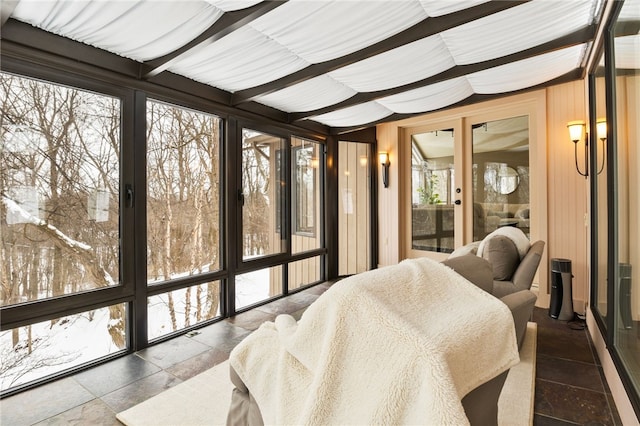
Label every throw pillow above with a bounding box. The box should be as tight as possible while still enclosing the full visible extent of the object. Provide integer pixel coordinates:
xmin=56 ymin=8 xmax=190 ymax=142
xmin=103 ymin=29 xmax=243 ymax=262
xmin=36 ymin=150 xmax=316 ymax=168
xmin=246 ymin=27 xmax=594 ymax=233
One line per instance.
xmin=481 ymin=235 xmax=520 ymax=280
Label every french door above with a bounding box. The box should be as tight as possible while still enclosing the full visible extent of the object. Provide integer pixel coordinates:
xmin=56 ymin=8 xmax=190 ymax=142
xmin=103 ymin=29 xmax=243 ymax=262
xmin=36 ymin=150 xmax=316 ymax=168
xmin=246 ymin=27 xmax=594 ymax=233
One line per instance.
xmin=405 ymin=113 xmax=532 ymax=260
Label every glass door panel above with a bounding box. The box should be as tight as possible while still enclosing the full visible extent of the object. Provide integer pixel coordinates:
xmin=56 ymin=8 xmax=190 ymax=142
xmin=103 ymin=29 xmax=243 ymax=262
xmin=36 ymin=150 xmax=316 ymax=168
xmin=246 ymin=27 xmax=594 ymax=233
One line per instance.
xmin=411 ymin=128 xmax=455 ymax=253
xmin=472 ymin=116 xmax=530 ymax=242
xmin=241 ymin=129 xmax=286 ymax=261
xmin=593 ymin=53 xmax=609 ymax=322
xmin=613 ymin=6 xmax=640 ymax=401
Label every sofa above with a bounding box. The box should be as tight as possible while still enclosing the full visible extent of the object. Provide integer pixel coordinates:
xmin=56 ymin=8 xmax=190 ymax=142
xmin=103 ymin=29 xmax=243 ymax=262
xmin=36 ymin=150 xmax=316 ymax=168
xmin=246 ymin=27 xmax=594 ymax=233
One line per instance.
xmin=451 ymin=227 xmax=545 ymax=299
xmin=226 ymin=255 xmax=536 ymax=426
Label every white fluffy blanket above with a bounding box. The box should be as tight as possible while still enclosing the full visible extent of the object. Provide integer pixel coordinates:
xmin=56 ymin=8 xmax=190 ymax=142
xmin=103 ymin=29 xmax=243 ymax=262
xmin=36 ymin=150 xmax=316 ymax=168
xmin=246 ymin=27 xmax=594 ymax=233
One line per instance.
xmin=229 ymin=258 xmax=519 ymax=425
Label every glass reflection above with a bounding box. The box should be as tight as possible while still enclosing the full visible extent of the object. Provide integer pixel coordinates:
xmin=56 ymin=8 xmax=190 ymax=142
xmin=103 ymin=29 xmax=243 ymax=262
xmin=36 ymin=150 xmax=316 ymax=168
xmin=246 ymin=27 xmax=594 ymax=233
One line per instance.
xmin=472 ymin=116 xmax=530 ymax=241
xmin=411 ymin=128 xmax=455 ymax=253
xmin=613 ymin=1 xmax=640 ymax=402
xmin=594 ymin=52 xmax=608 ymax=321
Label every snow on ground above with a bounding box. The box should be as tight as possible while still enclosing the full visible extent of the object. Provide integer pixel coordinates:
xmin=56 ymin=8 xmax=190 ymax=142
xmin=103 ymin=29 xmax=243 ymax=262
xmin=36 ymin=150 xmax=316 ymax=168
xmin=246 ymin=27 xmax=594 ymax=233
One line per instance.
xmin=1 ymin=269 xmax=272 ymax=392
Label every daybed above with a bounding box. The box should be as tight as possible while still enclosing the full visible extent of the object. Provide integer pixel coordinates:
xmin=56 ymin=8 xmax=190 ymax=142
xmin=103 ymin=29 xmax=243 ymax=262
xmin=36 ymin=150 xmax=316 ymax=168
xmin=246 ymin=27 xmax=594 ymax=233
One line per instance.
xmin=227 ymin=254 xmax=537 ymax=426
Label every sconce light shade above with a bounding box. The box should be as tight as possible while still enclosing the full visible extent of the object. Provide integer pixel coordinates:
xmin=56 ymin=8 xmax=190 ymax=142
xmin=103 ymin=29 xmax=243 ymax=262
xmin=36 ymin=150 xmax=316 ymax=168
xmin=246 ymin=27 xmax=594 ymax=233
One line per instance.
xmin=567 ymin=120 xmax=588 ymax=178
xmin=379 ymin=151 xmax=390 ymax=188
xmin=567 ymin=120 xmax=585 ymax=143
xmin=596 ymin=119 xmax=607 ymax=141
xmin=379 ymin=152 xmax=389 ymax=165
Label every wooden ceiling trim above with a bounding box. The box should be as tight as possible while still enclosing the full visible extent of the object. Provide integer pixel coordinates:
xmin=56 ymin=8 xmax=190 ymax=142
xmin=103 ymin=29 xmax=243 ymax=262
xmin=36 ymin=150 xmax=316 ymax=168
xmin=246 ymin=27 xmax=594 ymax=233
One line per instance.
xmin=329 ymin=68 xmax=584 ymax=135
xmin=231 ymin=0 xmax=530 ymax=105
xmin=143 ymin=1 xmax=288 ymax=79
xmin=291 ymin=25 xmax=596 ymax=122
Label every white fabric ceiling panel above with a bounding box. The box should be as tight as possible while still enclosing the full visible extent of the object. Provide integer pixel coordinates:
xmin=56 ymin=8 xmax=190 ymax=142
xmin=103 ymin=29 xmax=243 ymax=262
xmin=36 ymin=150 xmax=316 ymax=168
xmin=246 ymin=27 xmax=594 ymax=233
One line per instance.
xmin=467 ymin=44 xmax=586 ymax=94
xmin=310 ymin=102 xmax=393 ymax=128
xmin=168 ymin=26 xmax=309 ymax=93
xmin=254 ymin=75 xmax=356 ymax=113
xmin=205 ymin=0 xmax=263 ymax=12
xmin=441 ymin=0 xmax=594 ymax=65
xmin=377 ymin=77 xmax=474 ymax=114
xmin=329 ymin=35 xmax=455 ymax=92
xmin=12 ymin=1 xmax=224 ymax=62
xmin=418 ymin=0 xmax=491 ymax=18
xmin=615 ymin=35 xmax=640 ymax=69
xmin=619 ymin=0 xmax=640 ymax=20
xmin=249 ymin=0 xmax=428 ymax=64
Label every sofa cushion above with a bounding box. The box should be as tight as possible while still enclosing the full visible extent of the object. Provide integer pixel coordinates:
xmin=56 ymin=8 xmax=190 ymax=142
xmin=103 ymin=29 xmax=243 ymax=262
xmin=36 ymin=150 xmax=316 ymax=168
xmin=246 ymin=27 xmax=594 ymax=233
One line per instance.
xmin=481 ymin=235 xmax=519 ymax=280
xmin=448 ymin=241 xmax=481 ymax=259
xmin=442 ymin=254 xmax=494 ymax=294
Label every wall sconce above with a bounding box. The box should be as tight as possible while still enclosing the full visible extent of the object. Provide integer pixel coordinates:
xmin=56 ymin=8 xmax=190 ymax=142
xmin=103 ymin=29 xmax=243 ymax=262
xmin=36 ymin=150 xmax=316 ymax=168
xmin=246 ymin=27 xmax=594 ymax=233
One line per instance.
xmin=595 ymin=118 xmax=606 ymax=174
xmin=379 ymin=151 xmax=390 ymax=188
xmin=567 ymin=121 xmax=588 ymax=178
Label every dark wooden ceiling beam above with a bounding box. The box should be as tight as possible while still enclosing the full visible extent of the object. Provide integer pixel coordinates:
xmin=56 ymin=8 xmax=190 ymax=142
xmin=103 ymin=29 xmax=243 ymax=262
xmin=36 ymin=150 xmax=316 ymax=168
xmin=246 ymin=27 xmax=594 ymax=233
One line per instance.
xmin=231 ymin=0 xmax=530 ymax=105
xmin=143 ymin=1 xmax=287 ymax=79
xmin=291 ymin=25 xmax=596 ymax=122
xmin=329 ymin=68 xmax=584 ymax=135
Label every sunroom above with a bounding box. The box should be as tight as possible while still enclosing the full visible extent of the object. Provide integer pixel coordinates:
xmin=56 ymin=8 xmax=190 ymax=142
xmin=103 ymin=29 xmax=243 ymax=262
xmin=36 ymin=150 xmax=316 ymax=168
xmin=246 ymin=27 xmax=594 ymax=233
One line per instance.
xmin=0 ymin=0 xmax=638 ymax=423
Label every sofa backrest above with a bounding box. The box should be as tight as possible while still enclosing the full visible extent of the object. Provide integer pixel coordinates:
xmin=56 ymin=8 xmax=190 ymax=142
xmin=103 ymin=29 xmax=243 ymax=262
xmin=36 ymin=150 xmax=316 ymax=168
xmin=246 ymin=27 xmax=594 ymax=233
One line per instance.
xmin=442 ymin=254 xmax=494 ymax=294
xmin=512 ymin=240 xmax=546 ymax=291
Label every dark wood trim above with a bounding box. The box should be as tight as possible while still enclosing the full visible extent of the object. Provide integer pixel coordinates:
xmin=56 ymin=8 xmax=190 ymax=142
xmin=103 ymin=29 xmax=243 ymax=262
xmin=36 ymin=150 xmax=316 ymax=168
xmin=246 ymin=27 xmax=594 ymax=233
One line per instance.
xmin=131 ymin=90 xmax=149 ymax=350
xmin=325 ymin=135 xmax=339 ymax=279
xmin=0 ymin=37 xmax=329 ymax=135
xmin=143 ymin=1 xmax=287 ymax=78
xmin=230 ymin=0 xmax=530 ymax=104
xmin=292 ymin=25 xmax=596 ymax=122
xmin=1 ymin=21 xmax=330 ymax=136
xmin=329 ymin=68 xmax=584 ymax=135
xmin=0 ymin=287 xmax=134 ymax=331
xmin=225 ymin=117 xmax=239 ymax=316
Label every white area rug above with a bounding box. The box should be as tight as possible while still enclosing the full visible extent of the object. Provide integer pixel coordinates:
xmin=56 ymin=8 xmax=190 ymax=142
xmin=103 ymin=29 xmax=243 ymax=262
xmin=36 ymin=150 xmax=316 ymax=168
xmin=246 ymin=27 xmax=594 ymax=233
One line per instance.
xmin=117 ymin=322 xmax=537 ymax=426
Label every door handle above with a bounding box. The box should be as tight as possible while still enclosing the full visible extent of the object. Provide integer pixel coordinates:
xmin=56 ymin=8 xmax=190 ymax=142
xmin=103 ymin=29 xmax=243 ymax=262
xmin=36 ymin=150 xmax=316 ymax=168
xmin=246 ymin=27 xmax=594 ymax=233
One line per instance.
xmin=126 ymin=184 xmax=134 ymax=208
xmin=238 ymin=190 xmax=245 ymax=206
xmin=454 ymin=200 xmax=461 ymax=205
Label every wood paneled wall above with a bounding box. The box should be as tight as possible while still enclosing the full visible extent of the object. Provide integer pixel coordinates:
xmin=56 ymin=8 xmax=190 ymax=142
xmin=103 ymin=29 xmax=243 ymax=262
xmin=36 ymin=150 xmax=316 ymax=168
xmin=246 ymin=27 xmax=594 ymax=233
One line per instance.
xmin=545 ymin=80 xmax=589 ymax=312
xmin=338 ymin=141 xmax=371 ymax=275
xmin=377 ymin=82 xmax=594 ymax=311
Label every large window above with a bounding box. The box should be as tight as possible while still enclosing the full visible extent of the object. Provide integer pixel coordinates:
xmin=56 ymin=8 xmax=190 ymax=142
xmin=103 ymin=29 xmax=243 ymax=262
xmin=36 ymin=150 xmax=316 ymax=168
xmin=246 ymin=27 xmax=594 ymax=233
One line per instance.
xmin=0 ymin=68 xmax=329 ymax=397
xmin=146 ymin=100 xmax=222 ymax=339
xmin=1 ymin=73 xmax=121 ymax=303
xmin=1 ymin=72 xmax=126 ymax=393
xmin=612 ymin=0 xmax=639 ymax=410
xmin=241 ymin=129 xmax=285 ymax=260
xmin=590 ymin=0 xmax=640 ymax=416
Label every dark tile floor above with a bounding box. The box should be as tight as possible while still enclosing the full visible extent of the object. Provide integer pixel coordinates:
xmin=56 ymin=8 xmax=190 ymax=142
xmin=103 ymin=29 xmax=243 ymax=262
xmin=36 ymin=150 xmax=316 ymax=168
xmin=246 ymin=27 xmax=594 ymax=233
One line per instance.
xmin=532 ymin=307 xmax=622 ymax=425
xmin=0 ymin=284 xmax=623 ymax=425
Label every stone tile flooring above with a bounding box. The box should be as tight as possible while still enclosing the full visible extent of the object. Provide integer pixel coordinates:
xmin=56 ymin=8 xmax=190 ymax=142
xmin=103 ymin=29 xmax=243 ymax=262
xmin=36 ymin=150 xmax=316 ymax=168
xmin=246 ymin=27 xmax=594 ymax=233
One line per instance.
xmin=0 ymin=282 xmax=623 ymax=425
xmin=532 ymin=308 xmax=622 ymax=425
